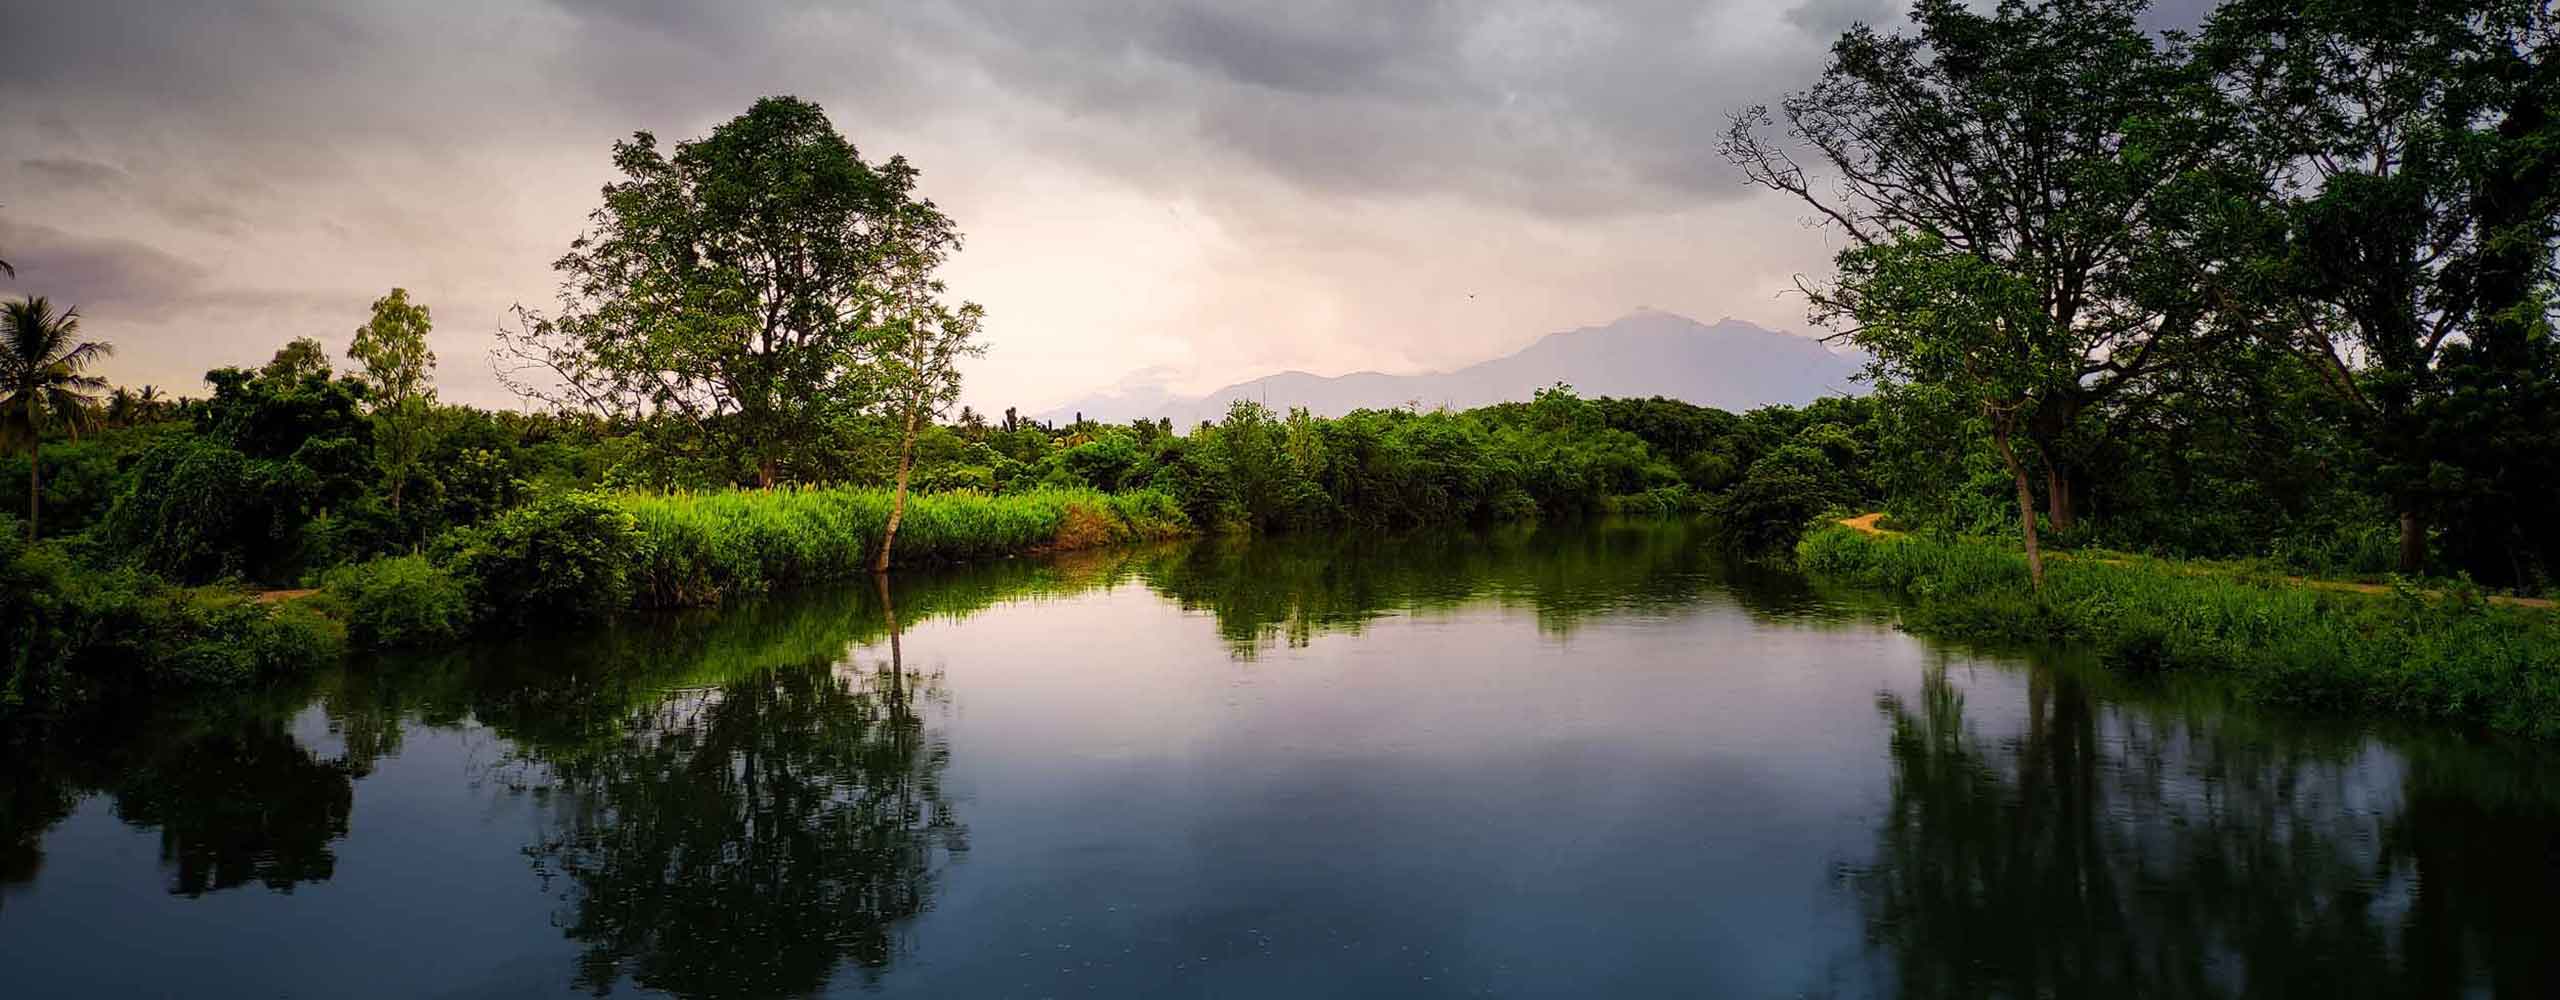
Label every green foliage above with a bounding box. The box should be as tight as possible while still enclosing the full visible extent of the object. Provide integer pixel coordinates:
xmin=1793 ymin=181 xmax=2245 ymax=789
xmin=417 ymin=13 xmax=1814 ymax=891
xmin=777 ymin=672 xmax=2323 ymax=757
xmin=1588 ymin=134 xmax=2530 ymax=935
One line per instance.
xmin=614 ymin=485 xmax=1190 ymax=607
xmin=318 ymin=555 xmax=472 ymax=649
xmin=3 ymin=296 xmax=114 ymax=541
xmin=1716 ymin=440 xmax=1861 ymax=553
xmin=500 ymin=96 xmax=966 ymax=488
xmin=1054 ymin=432 xmax=1147 ymax=492
xmin=348 ymin=287 xmax=440 ymax=520
xmin=1 ymin=524 xmax=340 ymax=716
xmin=100 ymin=435 xmax=293 ymax=583
xmin=1799 ymin=526 xmax=2560 ymax=738
xmin=439 ymin=492 xmax=638 ymax=629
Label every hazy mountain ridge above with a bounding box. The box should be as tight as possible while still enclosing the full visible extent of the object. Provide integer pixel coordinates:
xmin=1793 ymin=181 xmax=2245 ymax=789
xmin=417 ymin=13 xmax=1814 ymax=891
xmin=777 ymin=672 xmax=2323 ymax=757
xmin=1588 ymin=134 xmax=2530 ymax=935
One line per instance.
xmin=1036 ymin=310 xmax=1867 ymax=426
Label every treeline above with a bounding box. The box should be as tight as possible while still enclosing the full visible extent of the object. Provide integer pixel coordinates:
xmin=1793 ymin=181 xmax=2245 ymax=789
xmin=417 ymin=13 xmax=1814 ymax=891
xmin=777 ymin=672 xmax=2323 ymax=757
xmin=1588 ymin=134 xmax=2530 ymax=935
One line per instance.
xmin=1727 ymin=0 xmax=2560 ymax=592
xmin=3 ymin=313 xmax=1880 ymax=716
xmin=950 ymin=388 xmax=1878 ymax=542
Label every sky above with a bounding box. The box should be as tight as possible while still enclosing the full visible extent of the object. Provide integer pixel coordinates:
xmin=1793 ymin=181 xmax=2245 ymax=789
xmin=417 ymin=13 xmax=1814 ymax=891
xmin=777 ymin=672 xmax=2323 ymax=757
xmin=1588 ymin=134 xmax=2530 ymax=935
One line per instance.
xmin=0 ymin=0 xmax=2213 ymax=414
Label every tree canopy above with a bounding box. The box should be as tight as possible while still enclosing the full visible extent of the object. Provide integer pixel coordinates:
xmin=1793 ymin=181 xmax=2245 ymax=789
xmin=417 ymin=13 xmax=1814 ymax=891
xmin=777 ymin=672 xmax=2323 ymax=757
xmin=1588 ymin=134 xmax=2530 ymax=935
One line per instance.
xmin=500 ymin=96 xmax=963 ymax=488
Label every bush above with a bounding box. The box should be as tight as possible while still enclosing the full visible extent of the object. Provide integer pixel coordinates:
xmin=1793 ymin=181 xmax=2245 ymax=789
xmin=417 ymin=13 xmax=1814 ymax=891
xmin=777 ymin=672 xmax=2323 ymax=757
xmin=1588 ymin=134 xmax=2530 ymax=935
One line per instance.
xmin=99 ymin=436 xmax=283 ymax=583
xmin=320 ymin=555 xmax=473 ymax=648
xmin=1 ymin=524 xmax=341 ymax=716
xmin=440 ymin=492 xmax=637 ymax=629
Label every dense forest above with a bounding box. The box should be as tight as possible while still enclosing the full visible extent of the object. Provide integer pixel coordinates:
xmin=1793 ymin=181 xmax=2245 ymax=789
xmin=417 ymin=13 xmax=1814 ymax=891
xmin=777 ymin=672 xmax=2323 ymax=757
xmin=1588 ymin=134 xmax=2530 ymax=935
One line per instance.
xmin=4 ymin=0 xmax=2556 ymax=725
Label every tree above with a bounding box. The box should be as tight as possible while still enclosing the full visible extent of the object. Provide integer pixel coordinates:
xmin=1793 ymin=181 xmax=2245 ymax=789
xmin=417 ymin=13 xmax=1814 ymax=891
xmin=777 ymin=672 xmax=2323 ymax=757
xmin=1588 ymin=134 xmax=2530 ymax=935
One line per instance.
xmin=2202 ymin=0 xmax=2560 ymax=574
xmin=1837 ymin=235 xmax=2064 ymax=585
xmin=498 ymin=96 xmax=959 ymax=488
xmin=1723 ymin=0 xmax=2258 ymax=540
xmin=262 ymin=337 xmax=333 ymax=383
xmin=2 ymin=297 xmax=110 ymax=542
xmin=872 ymin=244 xmax=983 ymax=572
xmin=347 ymin=288 xmax=438 ymax=514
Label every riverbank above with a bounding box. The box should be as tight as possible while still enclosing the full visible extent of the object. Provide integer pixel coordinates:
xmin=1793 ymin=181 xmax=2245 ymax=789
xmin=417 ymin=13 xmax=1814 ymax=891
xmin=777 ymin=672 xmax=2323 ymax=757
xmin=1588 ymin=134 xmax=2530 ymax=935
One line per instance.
xmin=1797 ymin=524 xmax=2560 ymax=738
xmin=2 ymin=487 xmax=1193 ymax=720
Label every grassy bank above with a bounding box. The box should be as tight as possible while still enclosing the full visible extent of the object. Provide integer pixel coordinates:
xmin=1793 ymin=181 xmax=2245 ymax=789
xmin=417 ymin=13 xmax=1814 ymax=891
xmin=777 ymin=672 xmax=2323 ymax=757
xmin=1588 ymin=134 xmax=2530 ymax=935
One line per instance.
xmin=3 ymin=487 xmax=1188 ymax=721
xmin=1796 ymin=525 xmax=2560 ymax=738
xmin=612 ymin=486 xmax=1189 ymax=606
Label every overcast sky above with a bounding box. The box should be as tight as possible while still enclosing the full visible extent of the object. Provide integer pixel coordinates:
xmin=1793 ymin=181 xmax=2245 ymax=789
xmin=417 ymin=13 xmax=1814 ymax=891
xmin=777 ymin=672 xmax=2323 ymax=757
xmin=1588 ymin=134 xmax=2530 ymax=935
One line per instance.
xmin=0 ymin=0 xmax=2212 ymax=413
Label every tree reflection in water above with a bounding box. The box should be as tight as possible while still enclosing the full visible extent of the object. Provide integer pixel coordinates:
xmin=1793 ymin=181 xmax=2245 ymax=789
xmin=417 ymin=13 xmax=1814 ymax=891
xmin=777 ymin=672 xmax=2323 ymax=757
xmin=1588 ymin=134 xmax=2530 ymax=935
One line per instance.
xmin=519 ymin=575 xmax=965 ymax=997
xmin=1845 ymin=659 xmax=2560 ymax=997
xmin=2 ymin=690 xmax=357 ymax=905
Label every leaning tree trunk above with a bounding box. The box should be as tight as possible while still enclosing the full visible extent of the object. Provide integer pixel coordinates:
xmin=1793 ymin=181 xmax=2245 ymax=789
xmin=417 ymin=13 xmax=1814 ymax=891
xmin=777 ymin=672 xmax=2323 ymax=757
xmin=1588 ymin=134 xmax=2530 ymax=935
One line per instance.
xmin=873 ymin=400 xmax=924 ymax=575
xmin=876 ymin=571 xmax=908 ymax=720
xmin=1992 ymin=415 xmax=2045 ymax=591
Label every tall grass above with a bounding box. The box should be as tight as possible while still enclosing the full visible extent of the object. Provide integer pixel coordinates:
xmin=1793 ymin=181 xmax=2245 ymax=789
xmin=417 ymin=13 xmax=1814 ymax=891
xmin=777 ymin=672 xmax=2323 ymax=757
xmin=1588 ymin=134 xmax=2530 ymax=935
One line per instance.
xmin=612 ymin=486 xmax=1190 ymax=607
xmin=1797 ymin=525 xmax=2560 ymax=739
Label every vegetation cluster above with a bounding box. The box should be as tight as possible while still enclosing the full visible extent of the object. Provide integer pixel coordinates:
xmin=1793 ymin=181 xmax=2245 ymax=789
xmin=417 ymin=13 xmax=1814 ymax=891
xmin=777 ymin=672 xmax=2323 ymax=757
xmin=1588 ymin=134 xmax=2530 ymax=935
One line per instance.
xmin=1800 ymin=524 xmax=2560 ymax=737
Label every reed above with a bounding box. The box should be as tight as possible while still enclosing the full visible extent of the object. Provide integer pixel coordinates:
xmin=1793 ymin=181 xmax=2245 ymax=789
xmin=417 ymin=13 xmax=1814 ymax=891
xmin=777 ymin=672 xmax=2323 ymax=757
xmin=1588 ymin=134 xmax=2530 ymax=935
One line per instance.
xmin=1797 ymin=525 xmax=2560 ymax=738
xmin=610 ymin=486 xmax=1190 ymax=607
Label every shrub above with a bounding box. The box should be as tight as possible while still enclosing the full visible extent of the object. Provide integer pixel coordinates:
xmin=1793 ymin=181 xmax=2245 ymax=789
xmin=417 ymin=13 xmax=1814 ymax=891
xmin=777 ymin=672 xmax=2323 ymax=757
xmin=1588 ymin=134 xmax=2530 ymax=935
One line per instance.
xmin=99 ymin=436 xmax=283 ymax=583
xmin=320 ymin=555 xmax=473 ymax=648
xmin=1 ymin=524 xmax=340 ymax=716
xmin=441 ymin=492 xmax=637 ymax=629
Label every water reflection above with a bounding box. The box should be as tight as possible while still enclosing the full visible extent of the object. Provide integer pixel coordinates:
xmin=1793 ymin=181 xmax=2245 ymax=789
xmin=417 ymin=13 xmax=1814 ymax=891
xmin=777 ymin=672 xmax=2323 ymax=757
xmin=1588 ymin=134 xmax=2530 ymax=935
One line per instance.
xmin=1845 ymin=658 xmax=2560 ymax=997
xmin=3 ymin=689 xmax=360 ymax=904
xmin=347 ymin=578 xmax=970 ymax=995
xmin=1138 ymin=518 xmax=1798 ymax=651
xmin=524 ymin=666 xmax=958 ymax=994
xmin=5 ymin=521 xmax=2560 ymax=998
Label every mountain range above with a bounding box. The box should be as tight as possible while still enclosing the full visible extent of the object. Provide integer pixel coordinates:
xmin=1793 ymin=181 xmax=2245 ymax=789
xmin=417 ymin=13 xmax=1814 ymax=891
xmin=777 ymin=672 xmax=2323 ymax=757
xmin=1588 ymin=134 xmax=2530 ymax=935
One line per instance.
xmin=1034 ymin=309 xmax=1867 ymax=427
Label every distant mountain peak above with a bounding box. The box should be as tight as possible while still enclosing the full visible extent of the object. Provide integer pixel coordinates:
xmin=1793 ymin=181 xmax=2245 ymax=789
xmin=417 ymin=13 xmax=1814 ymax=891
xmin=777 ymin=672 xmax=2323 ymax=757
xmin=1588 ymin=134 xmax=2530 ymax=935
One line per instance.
xmin=1036 ymin=311 xmax=1864 ymax=426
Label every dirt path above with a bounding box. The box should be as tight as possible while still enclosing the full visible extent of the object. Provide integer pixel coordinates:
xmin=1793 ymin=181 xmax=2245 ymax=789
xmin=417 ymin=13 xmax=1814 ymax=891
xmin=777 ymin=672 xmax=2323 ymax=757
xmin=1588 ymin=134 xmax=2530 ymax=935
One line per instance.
xmin=1837 ymin=512 xmax=1895 ymax=537
xmin=251 ymin=588 xmax=319 ymax=605
xmin=1832 ymin=513 xmax=2554 ymax=610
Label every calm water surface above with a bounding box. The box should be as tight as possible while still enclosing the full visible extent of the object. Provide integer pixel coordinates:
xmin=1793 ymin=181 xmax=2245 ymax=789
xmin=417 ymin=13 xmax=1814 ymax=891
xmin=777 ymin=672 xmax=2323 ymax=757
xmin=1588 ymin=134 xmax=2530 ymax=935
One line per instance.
xmin=5 ymin=520 xmax=2558 ymax=997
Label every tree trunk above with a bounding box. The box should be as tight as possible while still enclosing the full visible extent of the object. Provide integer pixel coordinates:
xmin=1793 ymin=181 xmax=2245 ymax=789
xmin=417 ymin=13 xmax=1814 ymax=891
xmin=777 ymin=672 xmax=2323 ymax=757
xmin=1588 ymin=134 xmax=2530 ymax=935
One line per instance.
xmin=873 ymin=402 xmax=924 ymax=575
xmin=25 ymin=431 xmax=38 ymax=544
xmin=2044 ymin=460 xmax=2075 ymax=534
xmin=389 ymin=476 xmax=403 ymax=516
xmin=756 ymin=455 xmax=779 ymax=490
xmin=876 ymin=571 xmax=908 ymax=722
xmin=2398 ymin=506 xmax=2426 ymax=576
xmin=1993 ymin=417 xmax=2045 ymax=591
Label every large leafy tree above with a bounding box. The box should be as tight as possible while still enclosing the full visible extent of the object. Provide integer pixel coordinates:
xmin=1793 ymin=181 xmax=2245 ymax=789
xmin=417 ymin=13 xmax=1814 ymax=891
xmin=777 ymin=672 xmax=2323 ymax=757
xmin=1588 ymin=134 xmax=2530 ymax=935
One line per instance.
xmin=347 ymin=287 xmax=438 ymax=514
xmin=501 ymin=96 xmax=960 ymax=488
xmin=2 ymin=297 xmax=110 ymax=541
xmin=1723 ymin=0 xmax=2258 ymax=540
xmin=2203 ymin=0 xmax=2560 ymax=576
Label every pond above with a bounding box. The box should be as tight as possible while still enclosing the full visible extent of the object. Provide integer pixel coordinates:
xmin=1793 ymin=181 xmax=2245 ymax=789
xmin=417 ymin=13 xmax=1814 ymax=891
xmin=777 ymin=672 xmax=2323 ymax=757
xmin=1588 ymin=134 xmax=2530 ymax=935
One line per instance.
xmin=4 ymin=519 xmax=2557 ymax=997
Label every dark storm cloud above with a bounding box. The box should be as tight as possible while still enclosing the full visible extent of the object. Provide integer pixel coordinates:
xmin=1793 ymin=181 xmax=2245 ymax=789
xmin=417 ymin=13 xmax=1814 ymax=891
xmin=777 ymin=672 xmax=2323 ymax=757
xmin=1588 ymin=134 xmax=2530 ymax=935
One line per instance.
xmin=507 ymin=0 xmax=1847 ymax=215
xmin=0 ymin=220 xmax=326 ymax=316
xmin=0 ymin=0 xmax=2218 ymax=408
xmin=0 ymin=220 xmax=207 ymax=312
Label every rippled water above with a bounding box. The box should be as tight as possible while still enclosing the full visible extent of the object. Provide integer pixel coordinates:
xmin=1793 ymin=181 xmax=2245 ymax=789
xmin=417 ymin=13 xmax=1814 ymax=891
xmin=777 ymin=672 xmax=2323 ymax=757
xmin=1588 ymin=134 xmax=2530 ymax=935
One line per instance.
xmin=4 ymin=520 xmax=2556 ymax=997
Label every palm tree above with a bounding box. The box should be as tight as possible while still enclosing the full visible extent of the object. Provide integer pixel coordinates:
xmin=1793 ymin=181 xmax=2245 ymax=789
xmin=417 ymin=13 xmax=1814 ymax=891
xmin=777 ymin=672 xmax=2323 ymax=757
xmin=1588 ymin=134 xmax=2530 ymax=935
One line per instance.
xmin=106 ymin=387 xmax=137 ymax=428
xmin=2 ymin=297 xmax=111 ymax=541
